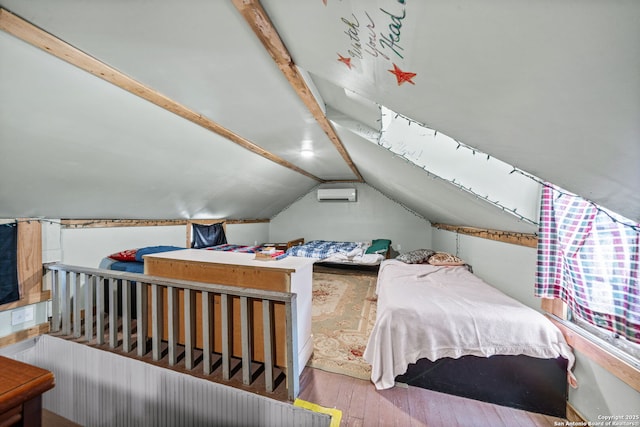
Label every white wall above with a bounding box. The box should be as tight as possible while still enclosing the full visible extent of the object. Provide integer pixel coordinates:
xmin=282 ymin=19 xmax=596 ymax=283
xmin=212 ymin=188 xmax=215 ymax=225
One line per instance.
xmin=60 ymin=225 xmax=186 ymax=268
xmin=54 ymin=222 xmax=270 ymax=268
xmin=0 ymin=303 xmax=48 ymax=339
xmin=225 ymin=222 xmax=269 ymax=247
xmin=269 ymin=183 xmax=431 ymax=252
xmin=431 ymin=228 xmax=539 ymax=309
xmin=570 ymin=349 xmax=640 ymax=422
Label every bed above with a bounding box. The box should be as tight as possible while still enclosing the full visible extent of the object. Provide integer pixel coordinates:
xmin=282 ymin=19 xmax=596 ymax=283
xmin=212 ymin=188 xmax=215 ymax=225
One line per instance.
xmin=98 ymin=245 xmax=185 ymax=319
xmin=285 ymin=239 xmax=391 ymax=268
xmin=363 ymin=257 xmax=575 ymax=417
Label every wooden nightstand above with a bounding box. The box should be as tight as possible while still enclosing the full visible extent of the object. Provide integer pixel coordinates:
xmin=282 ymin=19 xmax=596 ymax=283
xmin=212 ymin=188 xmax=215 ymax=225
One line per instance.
xmin=0 ymin=356 xmax=55 ymax=427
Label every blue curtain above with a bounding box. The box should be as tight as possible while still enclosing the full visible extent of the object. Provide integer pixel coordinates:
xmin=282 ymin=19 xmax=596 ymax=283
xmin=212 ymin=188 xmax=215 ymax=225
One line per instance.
xmin=191 ymin=222 xmax=227 ymax=249
xmin=0 ymin=223 xmax=20 ymax=305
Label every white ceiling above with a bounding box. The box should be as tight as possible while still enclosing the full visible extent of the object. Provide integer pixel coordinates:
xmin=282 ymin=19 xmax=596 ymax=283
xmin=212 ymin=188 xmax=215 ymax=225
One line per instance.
xmin=0 ymin=0 xmax=638 ymax=229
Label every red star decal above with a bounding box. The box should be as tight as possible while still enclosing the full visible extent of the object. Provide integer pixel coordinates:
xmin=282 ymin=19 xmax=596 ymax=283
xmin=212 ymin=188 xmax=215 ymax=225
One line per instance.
xmin=388 ymin=63 xmax=417 ymax=85
xmin=337 ymin=54 xmax=353 ymax=69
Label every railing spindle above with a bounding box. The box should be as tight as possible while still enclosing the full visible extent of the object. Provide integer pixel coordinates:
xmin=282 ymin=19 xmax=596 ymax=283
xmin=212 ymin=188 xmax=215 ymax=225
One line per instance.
xmin=221 ymin=294 xmax=231 ymax=380
xmin=96 ymin=277 xmax=105 ymax=345
xmin=262 ymin=299 xmax=274 ymax=393
xmin=184 ymin=289 xmax=196 ymax=370
xmin=151 ymin=284 xmax=163 ymax=361
xmin=167 ymin=286 xmax=178 ymax=365
xmin=137 ymin=282 xmax=149 ymax=356
xmin=285 ymin=296 xmax=299 ymax=401
xmin=201 ymin=291 xmax=213 ymax=374
xmin=240 ymin=296 xmax=252 ymax=385
xmin=122 ymin=280 xmax=132 ymax=353
xmin=85 ymin=275 xmax=95 ymax=342
xmin=61 ymin=271 xmax=71 ymax=336
xmin=51 ymin=270 xmax=60 ymax=333
xmin=72 ymin=273 xmax=82 ymax=338
xmin=108 ymin=278 xmax=118 ymax=348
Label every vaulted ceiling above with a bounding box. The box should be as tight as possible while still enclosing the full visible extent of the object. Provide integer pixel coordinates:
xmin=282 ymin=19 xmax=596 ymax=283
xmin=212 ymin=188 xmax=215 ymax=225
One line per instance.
xmin=1 ymin=0 xmax=638 ymax=231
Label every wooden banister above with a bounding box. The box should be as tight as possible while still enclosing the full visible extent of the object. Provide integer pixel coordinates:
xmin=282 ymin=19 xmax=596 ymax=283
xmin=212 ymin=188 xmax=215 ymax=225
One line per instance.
xmin=45 ymin=263 xmax=299 ymax=400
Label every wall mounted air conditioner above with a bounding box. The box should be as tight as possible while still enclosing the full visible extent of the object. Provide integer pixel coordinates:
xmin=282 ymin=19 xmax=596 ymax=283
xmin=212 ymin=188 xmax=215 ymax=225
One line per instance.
xmin=317 ymin=188 xmax=357 ymax=202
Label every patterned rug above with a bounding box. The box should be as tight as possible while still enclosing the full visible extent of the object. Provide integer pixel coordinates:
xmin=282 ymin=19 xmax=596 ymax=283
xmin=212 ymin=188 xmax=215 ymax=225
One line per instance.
xmin=308 ymin=272 xmax=377 ymax=380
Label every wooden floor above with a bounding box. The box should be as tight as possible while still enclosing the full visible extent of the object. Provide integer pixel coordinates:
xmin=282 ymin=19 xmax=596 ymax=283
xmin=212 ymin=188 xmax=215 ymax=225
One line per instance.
xmin=43 ymin=409 xmax=81 ymax=427
xmin=40 ymin=345 xmax=567 ymax=427
xmin=43 ymin=366 xmax=567 ymax=427
xmin=298 ymin=367 xmax=566 ymax=427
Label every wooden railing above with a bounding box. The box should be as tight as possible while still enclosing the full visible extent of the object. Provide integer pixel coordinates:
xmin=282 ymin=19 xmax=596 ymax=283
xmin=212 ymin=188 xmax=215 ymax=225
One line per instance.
xmin=45 ymin=263 xmax=299 ymax=400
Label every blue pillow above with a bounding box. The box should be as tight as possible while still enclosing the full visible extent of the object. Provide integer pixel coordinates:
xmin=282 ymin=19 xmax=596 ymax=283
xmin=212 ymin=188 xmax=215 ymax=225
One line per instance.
xmin=109 ymin=261 xmax=145 ymax=273
xmin=135 ymin=245 xmax=184 ymax=262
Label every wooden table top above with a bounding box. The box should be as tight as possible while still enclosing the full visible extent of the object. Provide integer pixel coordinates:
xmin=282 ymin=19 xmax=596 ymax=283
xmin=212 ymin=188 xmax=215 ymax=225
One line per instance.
xmin=0 ymin=356 xmax=55 ymax=413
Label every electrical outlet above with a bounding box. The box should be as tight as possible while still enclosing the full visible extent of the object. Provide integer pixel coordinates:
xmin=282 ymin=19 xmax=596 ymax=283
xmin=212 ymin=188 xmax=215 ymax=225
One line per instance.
xmin=397 ymin=244 xmax=402 ymax=251
xmin=23 ymin=305 xmax=34 ymax=323
xmin=11 ymin=306 xmax=34 ymax=326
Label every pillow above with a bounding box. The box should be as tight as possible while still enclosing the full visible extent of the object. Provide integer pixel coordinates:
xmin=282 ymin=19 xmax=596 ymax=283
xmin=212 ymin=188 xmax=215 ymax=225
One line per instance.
xmin=365 ymin=239 xmax=392 ymax=254
xmin=109 ymin=261 xmax=145 ymax=274
xmin=108 ymin=248 xmax=138 ymax=262
xmin=396 ymin=249 xmax=435 ymax=264
xmin=135 ymin=245 xmax=185 ymax=262
xmin=427 ymin=252 xmax=466 ymax=266
xmin=192 ymin=222 xmax=227 ymax=249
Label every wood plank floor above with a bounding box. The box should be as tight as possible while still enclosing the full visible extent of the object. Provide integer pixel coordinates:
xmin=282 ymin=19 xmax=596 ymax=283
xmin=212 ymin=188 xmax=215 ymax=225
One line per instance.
xmin=43 ymin=409 xmax=81 ymax=427
xmin=298 ymin=367 xmax=566 ymax=427
xmin=40 ymin=344 xmax=567 ymax=427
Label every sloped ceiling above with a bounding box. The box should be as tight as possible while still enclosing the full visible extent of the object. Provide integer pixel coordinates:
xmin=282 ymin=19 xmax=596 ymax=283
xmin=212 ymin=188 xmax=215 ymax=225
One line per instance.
xmin=0 ymin=0 xmax=638 ymax=229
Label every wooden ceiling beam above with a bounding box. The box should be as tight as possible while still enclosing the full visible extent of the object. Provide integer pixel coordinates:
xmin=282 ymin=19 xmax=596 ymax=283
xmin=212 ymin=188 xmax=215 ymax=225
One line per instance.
xmin=0 ymin=8 xmax=322 ymax=183
xmin=59 ymin=218 xmax=269 ymax=228
xmin=432 ymin=223 xmax=538 ymax=248
xmin=232 ymin=0 xmax=364 ymax=182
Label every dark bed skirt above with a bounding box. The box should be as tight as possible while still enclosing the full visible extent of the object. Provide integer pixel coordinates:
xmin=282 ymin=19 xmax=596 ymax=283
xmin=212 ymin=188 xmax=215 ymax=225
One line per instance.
xmin=313 ymin=261 xmax=380 ymax=273
xmin=395 ymin=354 xmax=568 ymax=417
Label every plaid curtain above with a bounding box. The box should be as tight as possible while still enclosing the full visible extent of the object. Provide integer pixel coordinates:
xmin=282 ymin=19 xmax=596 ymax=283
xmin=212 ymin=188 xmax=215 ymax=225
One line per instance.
xmin=536 ymin=184 xmax=640 ymax=344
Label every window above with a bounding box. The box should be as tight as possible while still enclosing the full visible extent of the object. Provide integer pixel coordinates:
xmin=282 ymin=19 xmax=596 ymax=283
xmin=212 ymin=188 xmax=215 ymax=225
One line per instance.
xmin=535 ymin=184 xmax=640 ymax=357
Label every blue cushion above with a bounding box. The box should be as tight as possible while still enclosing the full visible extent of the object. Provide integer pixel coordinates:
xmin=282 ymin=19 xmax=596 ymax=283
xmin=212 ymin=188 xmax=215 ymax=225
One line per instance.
xmin=134 ymin=245 xmax=184 ymax=262
xmin=109 ymin=261 xmax=144 ymax=273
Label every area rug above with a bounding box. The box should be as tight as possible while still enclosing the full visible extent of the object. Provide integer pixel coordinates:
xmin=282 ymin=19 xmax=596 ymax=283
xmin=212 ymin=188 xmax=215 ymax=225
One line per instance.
xmin=308 ymin=272 xmax=377 ymax=380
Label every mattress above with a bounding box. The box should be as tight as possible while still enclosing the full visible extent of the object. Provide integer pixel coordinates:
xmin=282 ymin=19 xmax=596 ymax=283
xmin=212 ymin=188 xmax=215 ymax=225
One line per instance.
xmin=363 ymin=259 xmax=575 ymax=390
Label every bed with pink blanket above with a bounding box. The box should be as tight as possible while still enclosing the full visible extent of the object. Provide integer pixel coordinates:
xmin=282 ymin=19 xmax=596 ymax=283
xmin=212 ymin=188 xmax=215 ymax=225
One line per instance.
xmin=363 ymin=259 xmax=575 ymax=417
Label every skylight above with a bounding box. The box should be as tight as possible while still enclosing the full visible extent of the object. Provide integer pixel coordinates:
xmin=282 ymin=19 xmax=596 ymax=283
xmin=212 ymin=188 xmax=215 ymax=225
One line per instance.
xmin=377 ymin=106 xmax=542 ymax=224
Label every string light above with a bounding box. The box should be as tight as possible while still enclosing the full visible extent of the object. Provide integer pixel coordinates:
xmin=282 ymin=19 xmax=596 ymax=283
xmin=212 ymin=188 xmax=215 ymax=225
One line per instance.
xmin=376 ymin=123 xmax=538 ymax=224
xmin=379 ymin=108 xmax=639 ymax=232
xmin=510 ymin=167 xmax=639 ymax=231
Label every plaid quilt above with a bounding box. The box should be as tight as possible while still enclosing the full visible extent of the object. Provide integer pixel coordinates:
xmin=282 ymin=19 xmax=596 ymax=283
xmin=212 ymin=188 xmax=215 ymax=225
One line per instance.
xmin=285 ymin=240 xmax=359 ymax=259
xmin=206 ymin=244 xmax=262 ymax=253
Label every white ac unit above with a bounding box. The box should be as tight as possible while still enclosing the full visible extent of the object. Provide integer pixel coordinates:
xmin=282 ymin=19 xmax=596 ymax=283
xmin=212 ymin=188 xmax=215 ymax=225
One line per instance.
xmin=317 ymin=188 xmax=357 ymax=202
